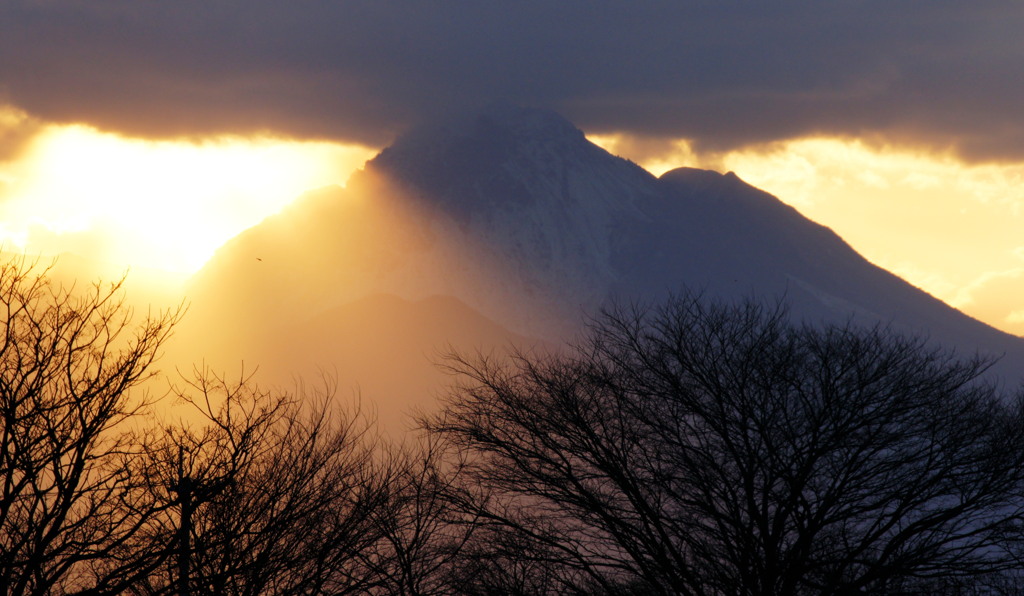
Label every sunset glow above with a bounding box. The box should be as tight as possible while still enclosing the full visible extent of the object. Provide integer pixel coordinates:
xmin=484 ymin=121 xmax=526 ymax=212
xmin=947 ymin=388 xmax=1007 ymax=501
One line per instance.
xmin=0 ymin=121 xmax=375 ymax=275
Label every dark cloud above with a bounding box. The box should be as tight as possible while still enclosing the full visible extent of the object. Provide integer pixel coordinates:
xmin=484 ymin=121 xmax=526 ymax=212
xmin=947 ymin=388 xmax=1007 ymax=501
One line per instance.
xmin=2 ymin=1 xmax=1023 ymax=159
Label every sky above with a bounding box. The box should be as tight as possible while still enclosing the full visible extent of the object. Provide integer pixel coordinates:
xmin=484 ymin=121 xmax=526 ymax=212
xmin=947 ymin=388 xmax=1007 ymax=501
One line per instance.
xmin=0 ymin=1 xmax=1021 ymax=335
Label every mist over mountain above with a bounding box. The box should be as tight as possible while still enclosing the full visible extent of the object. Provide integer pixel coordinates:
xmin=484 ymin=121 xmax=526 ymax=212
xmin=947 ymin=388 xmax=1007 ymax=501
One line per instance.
xmin=180 ymin=105 xmax=1024 ymax=409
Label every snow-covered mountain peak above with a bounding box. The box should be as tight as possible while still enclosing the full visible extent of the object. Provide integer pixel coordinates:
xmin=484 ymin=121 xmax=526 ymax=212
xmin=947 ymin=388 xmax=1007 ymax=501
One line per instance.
xmin=186 ymin=106 xmax=1024 ymax=384
xmin=376 ymin=104 xmax=587 ymax=168
xmin=366 ymin=105 xmax=658 ymax=216
xmin=345 ymin=105 xmax=668 ymax=328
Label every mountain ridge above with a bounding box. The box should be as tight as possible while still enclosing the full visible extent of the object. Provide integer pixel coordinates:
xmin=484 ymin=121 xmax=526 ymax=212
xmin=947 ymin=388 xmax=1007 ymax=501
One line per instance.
xmin=181 ymin=105 xmax=1024 ymax=388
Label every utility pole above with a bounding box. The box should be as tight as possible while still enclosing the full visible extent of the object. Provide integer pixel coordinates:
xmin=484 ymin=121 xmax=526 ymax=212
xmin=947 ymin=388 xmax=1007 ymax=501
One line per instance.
xmin=171 ymin=445 xmax=233 ymax=595
xmin=173 ymin=446 xmax=193 ymax=596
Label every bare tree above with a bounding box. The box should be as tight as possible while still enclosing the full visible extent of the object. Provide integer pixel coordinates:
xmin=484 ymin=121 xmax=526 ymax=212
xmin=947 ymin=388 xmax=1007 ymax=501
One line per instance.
xmin=130 ymin=370 xmax=394 ymax=596
xmin=0 ymin=257 xmax=179 ymax=595
xmin=427 ymin=294 xmax=1024 ymax=595
xmin=355 ymin=430 xmax=511 ymax=596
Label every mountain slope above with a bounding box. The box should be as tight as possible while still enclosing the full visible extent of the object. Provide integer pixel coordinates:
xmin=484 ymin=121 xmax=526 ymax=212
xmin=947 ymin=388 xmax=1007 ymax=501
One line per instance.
xmin=649 ymin=168 xmax=1024 ymax=380
xmin=181 ymin=105 xmax=1024 ymax=390
xmin=250 ymin=293 xmax=544 ymax=430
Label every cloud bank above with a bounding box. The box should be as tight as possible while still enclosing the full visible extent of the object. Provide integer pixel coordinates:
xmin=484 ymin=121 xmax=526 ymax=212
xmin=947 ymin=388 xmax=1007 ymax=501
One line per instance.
xmin=2 ymin=1 xmax=1023 ymax=159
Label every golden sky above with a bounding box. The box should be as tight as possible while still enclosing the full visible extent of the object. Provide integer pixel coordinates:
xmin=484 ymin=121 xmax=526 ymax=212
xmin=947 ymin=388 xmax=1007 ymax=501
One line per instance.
xmin=0 ymin=106 xmax=374 ymax=277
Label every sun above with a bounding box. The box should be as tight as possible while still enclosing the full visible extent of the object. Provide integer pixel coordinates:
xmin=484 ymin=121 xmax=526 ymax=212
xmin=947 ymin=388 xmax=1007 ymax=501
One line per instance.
xmin=0 ymin=121 xmax=376 ymax=276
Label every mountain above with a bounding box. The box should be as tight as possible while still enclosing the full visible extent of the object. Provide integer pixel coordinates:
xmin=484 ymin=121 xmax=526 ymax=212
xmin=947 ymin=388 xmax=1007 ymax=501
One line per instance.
xmin=239 ymin=293 xmax=544 ymax=430
xmin=178 ymin=105 xmax=1024 ymax=409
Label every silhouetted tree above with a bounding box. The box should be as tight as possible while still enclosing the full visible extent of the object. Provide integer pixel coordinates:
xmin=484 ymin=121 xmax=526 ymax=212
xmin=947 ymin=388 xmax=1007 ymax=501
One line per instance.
xmin=356 ymin=433 xmax=483 ymax=596
xmin=14 ymin=254 xmax=1024 ymax=595
xmin=0 ymin=257 xmax=492 ymax=595
xmin=428 ymin=294 xmax=1024 ymax=595
xmin=129 ymin=371 xmax=394 ymax=595
xmin=0 ymin=258 xmax=179 ymax=595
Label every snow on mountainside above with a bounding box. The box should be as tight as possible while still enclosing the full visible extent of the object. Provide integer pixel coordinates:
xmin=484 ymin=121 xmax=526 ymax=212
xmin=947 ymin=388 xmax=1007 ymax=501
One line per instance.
xmin=365 ymin=104 xmax=665 ymax=331
xmin=181 ymin=105 xmax=1024 ymax=389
